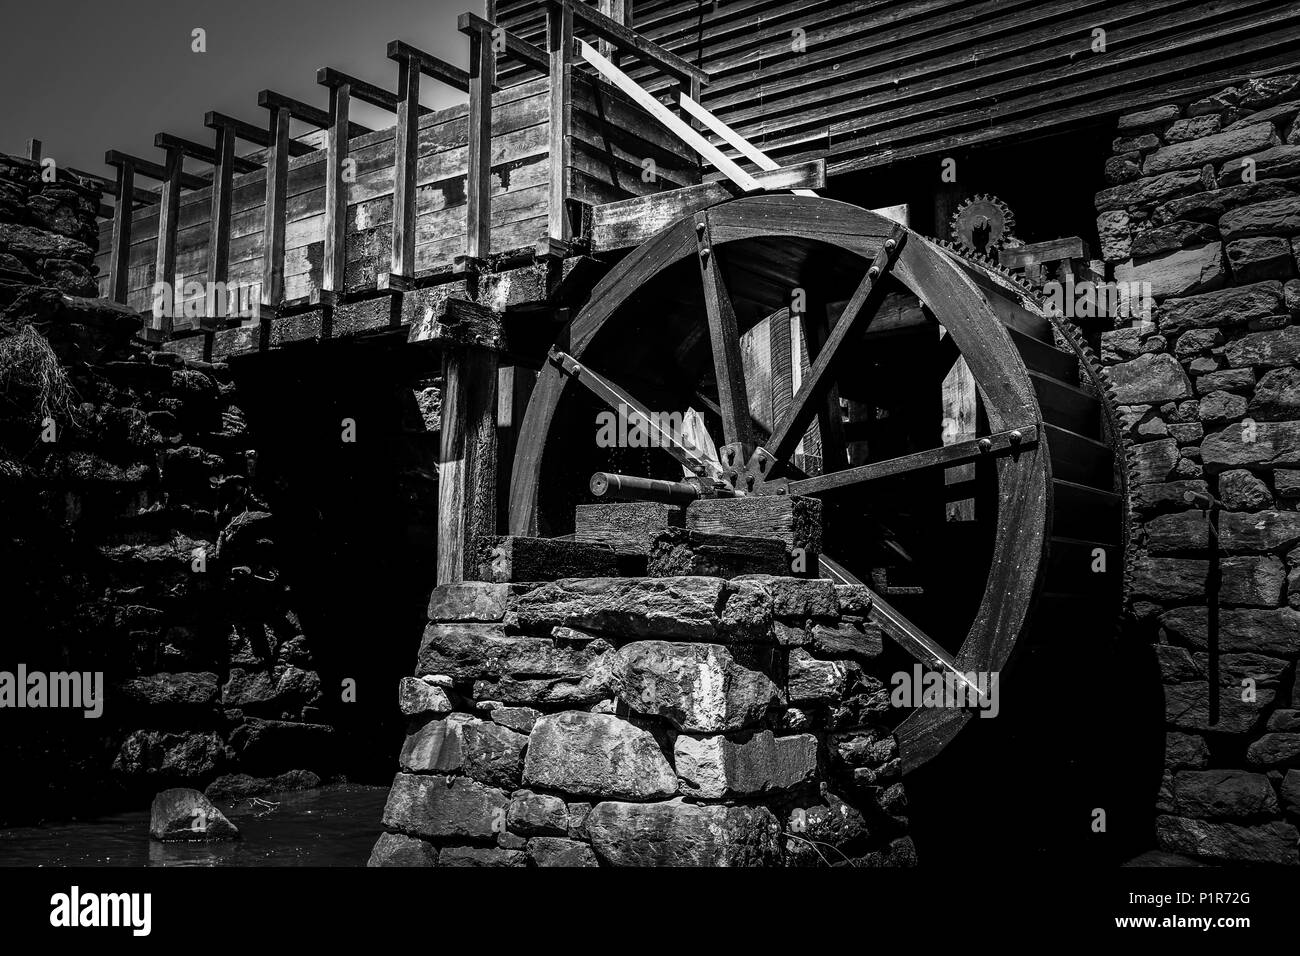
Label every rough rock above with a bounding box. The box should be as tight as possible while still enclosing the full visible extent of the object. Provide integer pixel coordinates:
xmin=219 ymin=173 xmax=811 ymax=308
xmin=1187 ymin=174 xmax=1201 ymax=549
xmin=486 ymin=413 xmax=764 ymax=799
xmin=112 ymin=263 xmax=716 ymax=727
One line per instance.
xmin=1166 ymin=732 xmax=1210 ymax=770
xmin=1108 ymin=352 xmax=1193 ymax=405
xmin=367 ymin=831 xmax=438 ymax=866
xmin=1131 ymin=557 xmax=1209 ymax=601
xmin=117 ymin=672 xmax=218 ymax=707
xmin=1130 ymin=438 xmax=1180 ymax=483
xmin=1156 ymin=816 xmax=1299 ymax=865
xmin=1202 ymin=420 xmax=1300 ymax=468
xmin=427 ymin=582 xmax=510 ymax=622
xmin=1250 ymin=367 xmax=1300 ymax=419
xmin=1143 ymin=510 xmax=1209 ymax=551
xmin=1156 ymin=280 xmax=1283 ymax=335
xmin=149 ymin=788 xmax=239 ymax=841
xmin=1161 ymin=605 xmax=1300 ymax=655
xmin=1220 ymin=196 xmax=1300 ymax=239
xmin=438 ymin=846 xmax=527 ymax=867
xmin=380 ymin=773 xmax=508 ymax=840
xmin=522 ymin=711 xmax=677 ymax=799
xmin=399 ymin=715 xmax=528 ymax=789
xmin=416 ymin=623 xmax=607 ymax=683
xmin=528 ymin=836 xmax=599 ymax=867
xmin=1163 ymin=682 xmax=1272 ymax=734
xmin=733 ymin=575 xmax=838 ymax=618
xmin=609 ymin=641 xmax=781 ymax=732
xmin=512 ymin=576 xmax=723 ymax=640
xmin=1143 ymin=123 xmax=1279 ymax=176
xmin=1218 ymin=469 xmax=1274 ymax=509
xmin=673 ymin=731 xmax=818 ymax=798
xmin=114 ymin=730 xmax=226 ymax=779
xmin=586 ymin=800 xmax=781 ymax=866
xmin=1116 ymin=243 xmax=1224 ymax=301
xmin=490 ymin=705 xmax=541 ymax=734
xmin=787 ymin=648 xmax=850 ymax=702
xmin=398 ymin=676 xmax=453 ymax=716
xmin=1219 ymin=510 xmax=1300 ymax=552
xmin=507 ymin=790 xmax=568 ymax=837
xmin=1246 ymin=733 xmax=1300 ymax=767
xmin=1170 ymin=770 xmax=1279 ymax=818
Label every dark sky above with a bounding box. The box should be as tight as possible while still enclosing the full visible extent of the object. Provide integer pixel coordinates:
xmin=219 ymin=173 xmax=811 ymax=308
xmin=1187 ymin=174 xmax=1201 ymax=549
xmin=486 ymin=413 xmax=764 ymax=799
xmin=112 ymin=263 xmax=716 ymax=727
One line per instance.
xmin=0 ymin=0 xmax=481 ymax=175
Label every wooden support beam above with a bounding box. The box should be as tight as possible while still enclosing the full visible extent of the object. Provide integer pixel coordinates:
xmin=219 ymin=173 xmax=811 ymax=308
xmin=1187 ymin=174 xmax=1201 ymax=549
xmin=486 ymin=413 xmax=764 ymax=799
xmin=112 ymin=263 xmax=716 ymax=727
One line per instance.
xmin=106 ymin=158 xmax=135 ymax=304
xmin=596 ymin=0 xmax=629 ymax=66
xmin=151 ymin=144 xmax=185 ymax=341
xmin=317 ymin=67 xmax=431 ymax=115
xmin=433 ymin=299 xmax=506 ymax=584
xmin=258 ymin=90 xmax=372 ymax=136
xmin=104 ymin=150 xmax=206 ymax=191
xmin=678 ymin=92 xmax=818 ymax=197
xmin=72 ymin=165 xmax=157 ymax=204
xmin=206 ymin=110 xmax=313 ymax=157
xmin=459 ymin=12 xmax=548 ymax=75
xmin=388 ymin=55 xmax=421 ymax=285
xmin=203 ymin=124 xmax=237 ymax=347
xmin=25 ymin=139 xmax=41 ymax=162
xmin=153 ymin=132 xmax=259 ymax=174
xmin=319 ymin=78 xmax=351 ymax=308
xmin=387 ymin=40 xmax=471 ymax=93
xmin=547 ymin=1 xmax=574 ymax=243
xmin=260 ymin=103 xmax=291 ymax=329
xmin=548 ymin=0 xmax=708 ymax=87
xmin=465 ymin=20 xmax=497 ymax=260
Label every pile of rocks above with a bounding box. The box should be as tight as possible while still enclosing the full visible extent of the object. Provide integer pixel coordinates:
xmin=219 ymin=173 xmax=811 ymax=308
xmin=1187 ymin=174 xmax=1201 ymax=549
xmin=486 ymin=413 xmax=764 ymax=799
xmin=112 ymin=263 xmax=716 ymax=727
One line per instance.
xmin=0 ymin=150 xmax=331 ymax=821
xmin=371 ymin=576 xmax=913 ymax=867
xmin=1097 ymin=74 xmax=1300 ymax=865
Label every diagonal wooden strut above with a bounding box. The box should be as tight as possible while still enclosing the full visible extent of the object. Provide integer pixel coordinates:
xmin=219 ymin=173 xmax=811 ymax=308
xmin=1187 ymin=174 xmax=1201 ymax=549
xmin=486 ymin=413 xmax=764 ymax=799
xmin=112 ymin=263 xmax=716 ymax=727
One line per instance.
xmin=819 ymin=555 xmax=987 ymax=705
xmin=549 ymin=349 xmax=722 ymax=480
xmin=787 ymin=426 xmax=1037 ymax=497
xmin=764 ymin=224 xmax=907 ymax=469
xmin=677 ymin=93 xmax=818 ymax=198
xmin=695 ymin=213 xmax=753 ymax=456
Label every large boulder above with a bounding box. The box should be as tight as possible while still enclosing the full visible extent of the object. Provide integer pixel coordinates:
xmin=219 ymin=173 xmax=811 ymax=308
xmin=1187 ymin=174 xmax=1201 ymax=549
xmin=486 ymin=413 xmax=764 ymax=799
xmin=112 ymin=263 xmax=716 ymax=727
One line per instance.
xmin=586 ymin=800 xmax=781 ymax=866
xmin=149 ymin=788 xmax=239 ymax=842
xmin=522 ymin=712 xmax=677 ymax=800
xmin=609 ymin=641 xmax=782 ymax=732
xmin=367 ymin=831 xmax=438 ymax=867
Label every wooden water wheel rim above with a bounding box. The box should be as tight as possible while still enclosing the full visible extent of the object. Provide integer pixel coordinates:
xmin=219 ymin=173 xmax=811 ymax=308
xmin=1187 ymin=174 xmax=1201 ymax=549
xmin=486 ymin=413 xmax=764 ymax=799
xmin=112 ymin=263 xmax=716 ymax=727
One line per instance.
xmin=510 ymin=196 xmax=1052 ymax=771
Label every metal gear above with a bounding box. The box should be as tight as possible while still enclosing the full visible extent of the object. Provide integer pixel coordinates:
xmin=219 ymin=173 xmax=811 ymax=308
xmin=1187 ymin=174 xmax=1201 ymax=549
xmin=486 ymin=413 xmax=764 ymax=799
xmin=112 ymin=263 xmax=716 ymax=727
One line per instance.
xmin=950 ymin=193 xmax=1016 ymax=257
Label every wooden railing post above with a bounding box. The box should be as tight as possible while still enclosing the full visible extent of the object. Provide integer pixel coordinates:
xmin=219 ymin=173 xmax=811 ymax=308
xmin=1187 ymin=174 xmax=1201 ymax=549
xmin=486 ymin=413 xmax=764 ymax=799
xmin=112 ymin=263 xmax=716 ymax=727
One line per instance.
xmin=465 ymin=20 xmax=497 ymax=262
xmin=433 ymin=299 xmax=505 ymax=584
xmin=105 ymin=155 xmax=135 ymax=304
xmin=259 ymin=102 xmax=292 ymax=343
xmin=152 ymin=143 xmax=185 ymax=342
xmin=321 ymin=77 xmax=351 ymax=314
xmin=546 ymin=0 xmax=574 ymax=245
xmin=388 ymin=53 xmax=420 ymax=289
xmin=203 ymin=121 xmax=237 ymax=359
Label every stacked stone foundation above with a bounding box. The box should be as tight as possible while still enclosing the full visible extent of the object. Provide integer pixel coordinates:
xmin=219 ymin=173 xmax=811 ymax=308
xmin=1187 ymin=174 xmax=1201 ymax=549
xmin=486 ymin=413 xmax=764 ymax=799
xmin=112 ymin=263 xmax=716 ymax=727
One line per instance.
xmin=371 ymin=575 xmax=915 ymax=867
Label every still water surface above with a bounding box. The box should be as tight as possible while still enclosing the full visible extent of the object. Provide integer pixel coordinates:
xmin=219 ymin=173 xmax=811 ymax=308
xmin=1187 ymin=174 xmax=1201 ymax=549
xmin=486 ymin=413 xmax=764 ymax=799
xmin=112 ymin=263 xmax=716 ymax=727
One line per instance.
xmin=0 ymin=784 xmax=388 ymax=867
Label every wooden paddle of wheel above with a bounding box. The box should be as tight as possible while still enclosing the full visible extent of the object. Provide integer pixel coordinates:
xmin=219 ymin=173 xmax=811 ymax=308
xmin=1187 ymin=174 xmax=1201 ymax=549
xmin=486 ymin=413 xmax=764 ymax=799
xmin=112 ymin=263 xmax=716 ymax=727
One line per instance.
xmin=510 ymin=195 xmax=1124 ymax=773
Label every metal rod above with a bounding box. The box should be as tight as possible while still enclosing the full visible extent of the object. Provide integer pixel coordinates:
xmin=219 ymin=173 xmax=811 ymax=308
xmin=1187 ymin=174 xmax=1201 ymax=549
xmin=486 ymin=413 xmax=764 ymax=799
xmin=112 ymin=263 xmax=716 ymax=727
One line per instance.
xmin=590 ymin=472 xmax=708 ymax=505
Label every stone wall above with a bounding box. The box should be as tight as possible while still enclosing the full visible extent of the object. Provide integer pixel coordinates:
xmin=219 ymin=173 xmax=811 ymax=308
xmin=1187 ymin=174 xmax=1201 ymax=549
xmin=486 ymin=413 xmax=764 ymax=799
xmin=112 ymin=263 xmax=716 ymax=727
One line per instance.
xmin=0 ymin=152 xmax=334 ymax=822
xmin=370 ymin=576 xmax=914 ymax=867
xmin=1097 ymin=75 xmax=1300 ymax=865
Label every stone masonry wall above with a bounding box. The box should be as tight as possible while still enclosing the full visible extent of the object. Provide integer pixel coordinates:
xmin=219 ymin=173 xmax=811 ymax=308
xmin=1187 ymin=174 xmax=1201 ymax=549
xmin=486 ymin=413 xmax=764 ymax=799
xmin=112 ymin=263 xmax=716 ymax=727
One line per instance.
xmin=0 ymin=152 xmax=333 ymax=823
xmin=1097 ymin=74 xmax=1300 ymax=865
xmin=370 ymin=576 xmax=914 ymax=867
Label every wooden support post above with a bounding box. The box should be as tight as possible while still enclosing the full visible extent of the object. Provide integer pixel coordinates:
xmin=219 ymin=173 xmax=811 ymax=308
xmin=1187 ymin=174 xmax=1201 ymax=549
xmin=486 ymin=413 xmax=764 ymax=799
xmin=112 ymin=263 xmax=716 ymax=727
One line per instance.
xmin=260 ymin=104 xmax=292 ymax=344
xmin=203 ymin=122 xmax=236 ymax=355
xmin=105 ymin=155 xmax=135 ymax=304
xmin=152 ymin=144 xmax=185 ymax=342
xmin=25 ymin=139 xmax=41 ymax=162
xmin=546 ymin=1 xmax=574 ymax=243
xmin=596 ymin=0 xmax=629 ymax=67
xmin=803 ymin=292 xmax=847 ymax=475
xmin=466 ymin=23 xmax=497 ymax=261
xmin=433 ymin=300 xmax=506 ymax=585
xmin=769 ymin=306 xmax=793 ymax=440
xmin=389 ymin=53 xmax=420 ymax=288
xmin=320 ymin=77 xmax=352 ymax=313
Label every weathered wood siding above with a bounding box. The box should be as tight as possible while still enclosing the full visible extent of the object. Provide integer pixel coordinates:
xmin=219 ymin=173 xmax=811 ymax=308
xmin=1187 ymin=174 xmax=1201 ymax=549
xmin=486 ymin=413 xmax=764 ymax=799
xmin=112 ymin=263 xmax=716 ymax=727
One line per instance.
xmin=493 ymin=0 xmax=1300 ymax=176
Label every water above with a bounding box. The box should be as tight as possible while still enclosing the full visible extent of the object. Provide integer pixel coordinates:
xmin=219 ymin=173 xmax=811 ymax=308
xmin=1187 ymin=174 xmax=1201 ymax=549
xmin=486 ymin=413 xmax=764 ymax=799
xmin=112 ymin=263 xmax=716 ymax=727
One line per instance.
xmin=0 ymin=784 xmax=389 ymax=867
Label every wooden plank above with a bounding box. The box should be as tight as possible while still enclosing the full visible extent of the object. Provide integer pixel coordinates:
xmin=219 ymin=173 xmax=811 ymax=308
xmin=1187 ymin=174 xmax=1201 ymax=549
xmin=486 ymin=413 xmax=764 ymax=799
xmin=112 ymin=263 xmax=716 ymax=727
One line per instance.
xmin=586 ymin=159 xmax=824 ymax=252
xmin=261 ymin=104 xmax=292 ymax=312
xmin=697 ymin=211 xmax=753 ymax=453
xmin=151 ymin=145 xmax=185 ymax=339
xmin=547 ymin=2 xmax=574 ymax=242
xmin=153 ymin=132 xmax=260 ymax=175
xmin=687 ymin=494 xmax=822 ymax=553
xmin=678 ymin=91 xmax=818 ymax=198
xmin=321 ymin=81 xmax=351 ymax=299
xmin=461 ymin=11 xmax=549 ymax=76
xmin=390 ymin=54 xmax=421 ymax=281
xmin=466 ymin=24 xmax=498 ymax=259
xmin=577 ymin=40 xmax=759 ymax=191
xmin=388 ymin=40 xmax=471 ymax=94
xmin=258 ymin=89 xmax=372 ymax=137
xmin=204 ymin=124 xmax=236 ymax=333
xmin=574 ymin=501 xmax=685 ymax=555
xmin=317 ymin=67 xmax=432 ymax=115
xmin=476 ymin=535 xmax=627 ymax=582
xmin=107 ymin=160 xmax=135 ymax=303
xmin=649 ymin=528 xmax=792 ymax=577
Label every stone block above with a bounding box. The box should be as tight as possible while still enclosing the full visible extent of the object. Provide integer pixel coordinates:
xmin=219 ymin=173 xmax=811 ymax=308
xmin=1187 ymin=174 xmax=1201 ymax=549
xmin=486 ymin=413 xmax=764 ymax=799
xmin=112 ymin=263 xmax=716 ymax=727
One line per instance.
xmin=522 ymin=711 xmax=677 ymax=799
xmin=1116 ymin=243 xmax=1224 ymax=301
xmin=512 ymin=576 xmax=723 ymax=641
xmin=673 ymin=731 xmax=818 ymax=798
xmin=427 ymin=582 xmax=510 ymax=622
xmin=1156 ymin=280 xmax=1283 ymax=335
xmin=367 ymin=832 xmax=438 ymax=867
xmin=1108 ymin=352 xmax=1193 ymax=405
xmin=1227 ymin=236 xmax=1296 ymax=282
xmin=586 ymin=800 xmax=781 ymax=866
xmin=380 ymin=773 xmax=508 ymax=841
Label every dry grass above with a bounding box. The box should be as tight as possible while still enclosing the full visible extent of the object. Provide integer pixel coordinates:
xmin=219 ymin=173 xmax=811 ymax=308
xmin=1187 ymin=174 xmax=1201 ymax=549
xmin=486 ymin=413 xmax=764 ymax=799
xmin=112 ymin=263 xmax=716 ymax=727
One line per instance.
xmin=0 ymin=326 xmax=79 ymax=429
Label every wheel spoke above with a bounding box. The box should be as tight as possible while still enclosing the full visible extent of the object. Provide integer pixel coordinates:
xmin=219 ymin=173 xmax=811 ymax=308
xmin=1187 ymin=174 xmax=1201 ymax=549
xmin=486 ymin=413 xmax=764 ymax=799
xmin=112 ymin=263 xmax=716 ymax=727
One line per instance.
xmin=786 ymin=425 xmax=1037 ymax=497
xmin=764 ymin=224 xmax=907 ymax=469
xmin=548 ymin=349 xmax=720 ymax=479
xmin=801 ymin=295 xmax=848 ymax=474
xmin=695 ymin=213 xmax=753 ymax=455
xmin=819 ymin=555 xmax=987 ymax=705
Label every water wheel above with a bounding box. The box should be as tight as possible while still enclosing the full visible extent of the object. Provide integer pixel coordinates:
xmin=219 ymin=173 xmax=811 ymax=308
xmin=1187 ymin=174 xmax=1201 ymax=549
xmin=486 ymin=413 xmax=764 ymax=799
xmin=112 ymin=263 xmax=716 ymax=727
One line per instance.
xmin=509 ymin=197 xmax=1130 ymax=796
